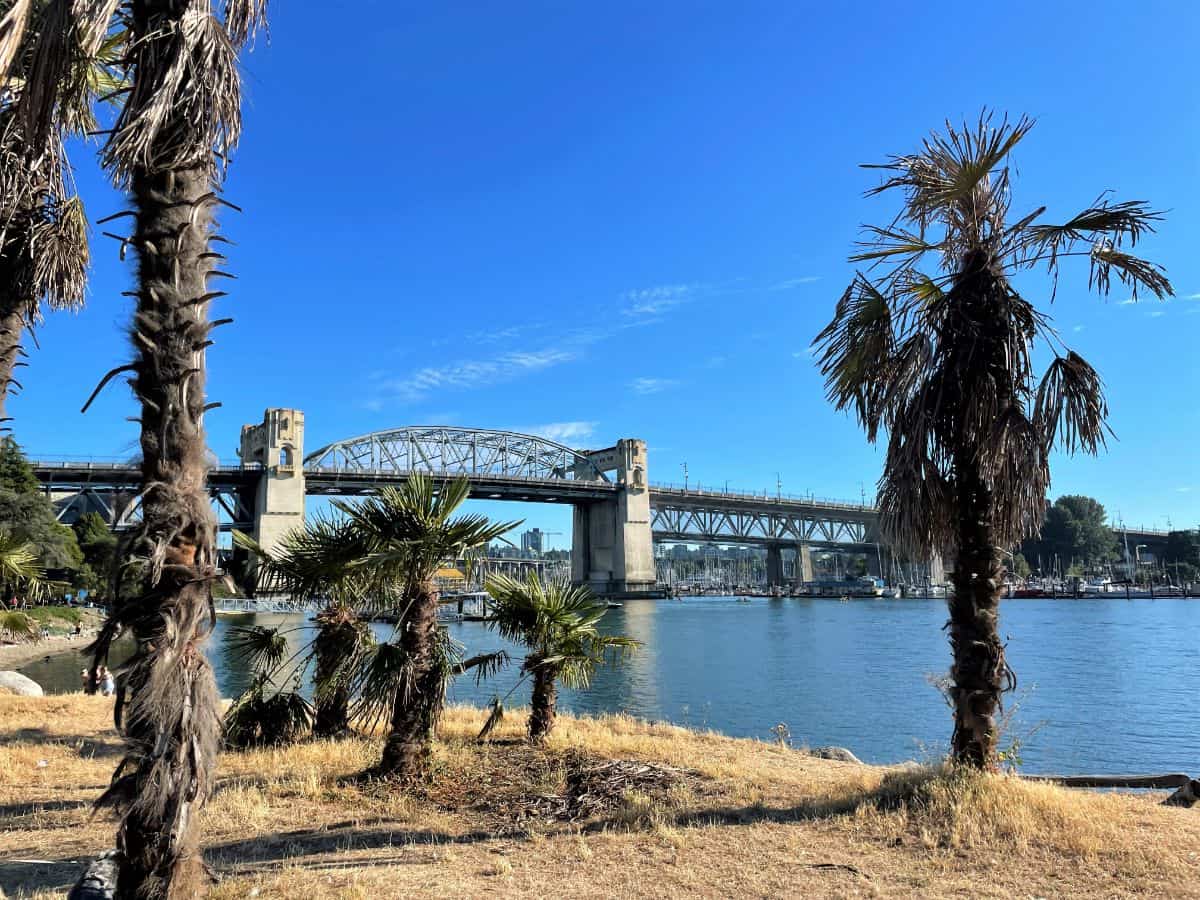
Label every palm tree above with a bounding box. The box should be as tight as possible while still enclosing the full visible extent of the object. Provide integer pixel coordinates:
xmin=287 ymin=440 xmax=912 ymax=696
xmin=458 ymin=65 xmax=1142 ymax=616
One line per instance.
xmin=0 ymin=527 xmax=46 ymax=607
xmin=482 ymin=574 xmax=636 ymax=743
xmin=814 ymin=113 xmax=1171 ymax=770
xmin=233 ymin=519 xmax=377 ymax=739
xmin=0 ymin=3 xmax=122 ymax=422
xmin=65 ymin=1 xmax=268 ymax=895
xmin=223 ymin=623 xmax=314 ymax=748
xmin=337 ymin=475 xmax=517 ymax=778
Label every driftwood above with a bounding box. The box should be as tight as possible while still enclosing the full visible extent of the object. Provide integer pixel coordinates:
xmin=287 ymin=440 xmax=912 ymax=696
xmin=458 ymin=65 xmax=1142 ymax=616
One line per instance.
xmin=1021 ymin=773 xmax=1192 ymax=790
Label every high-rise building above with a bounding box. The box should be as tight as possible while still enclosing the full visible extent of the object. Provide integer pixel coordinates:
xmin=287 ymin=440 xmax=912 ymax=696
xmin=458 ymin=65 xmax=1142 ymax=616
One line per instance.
xmin=521 ymin=527 xmax=544 ymax=555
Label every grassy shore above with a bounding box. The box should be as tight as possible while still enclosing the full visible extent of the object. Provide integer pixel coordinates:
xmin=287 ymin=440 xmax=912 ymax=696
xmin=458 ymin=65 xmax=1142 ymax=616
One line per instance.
xmin=1 ymin=695 xmax=1197 ymax=899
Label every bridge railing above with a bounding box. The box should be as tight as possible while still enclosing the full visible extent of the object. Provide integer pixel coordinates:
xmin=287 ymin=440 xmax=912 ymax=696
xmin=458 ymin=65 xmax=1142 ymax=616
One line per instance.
xmin=306 ymin=464 xmax=612 ymax=486
xmin=650 ymin=481 xmax=874 ymax=512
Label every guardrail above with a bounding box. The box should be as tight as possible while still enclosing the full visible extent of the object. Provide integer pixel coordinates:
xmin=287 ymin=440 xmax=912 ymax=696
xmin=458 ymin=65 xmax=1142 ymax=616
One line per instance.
xmin=650 ymin=482 xmax=874 ymax=512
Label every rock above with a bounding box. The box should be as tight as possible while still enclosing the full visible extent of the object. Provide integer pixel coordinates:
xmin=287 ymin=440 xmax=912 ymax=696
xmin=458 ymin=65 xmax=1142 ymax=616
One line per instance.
xmin=810 ymin=746 xmax=862 ymax=764
xmin=68 ymin=850 xmax=120 ymax=900
xmin=0 ymin=670 xmax=43 ymax=697
xmin=1163 ymin=779 xmax=1200 ymax=808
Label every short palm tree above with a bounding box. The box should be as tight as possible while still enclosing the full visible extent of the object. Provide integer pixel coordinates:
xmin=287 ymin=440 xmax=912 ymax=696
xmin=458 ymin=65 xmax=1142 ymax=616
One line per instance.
xmin=482 ymin=574 xmax=637 ymax=743
xmin=233 ymin=518 xmax=378 ymax=739
xmin=223 ymin=623 xmax=314 ymax=748
xmin=63 ymin=1 xmax=268 ymax=895
xmin=815 ymin=113 xmax=1171 ymax=769
xmin=0 ymin=527 xmax=46 ymax=607
xmin=337 ymin=475 xmax=517 ymax=778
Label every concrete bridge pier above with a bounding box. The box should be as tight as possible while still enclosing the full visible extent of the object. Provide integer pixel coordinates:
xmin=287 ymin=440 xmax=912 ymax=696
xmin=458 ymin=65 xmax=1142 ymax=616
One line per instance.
xmin=793 ymin=543 xmax=814 ymax=586
xmin=571 ymin=439 xmax=655 ymax=597
xmin=238 ymin=408 xmax=306 ymax=555
xmin=766 ymin=543 xmax=784 ymax=587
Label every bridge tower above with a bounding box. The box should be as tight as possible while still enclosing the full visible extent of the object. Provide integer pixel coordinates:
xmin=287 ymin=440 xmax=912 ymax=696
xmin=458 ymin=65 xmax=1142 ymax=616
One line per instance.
xmin=572 ymin=439 xmax=655 ymax=596
xmin=238 ymin=408 xmax=306 ymax=554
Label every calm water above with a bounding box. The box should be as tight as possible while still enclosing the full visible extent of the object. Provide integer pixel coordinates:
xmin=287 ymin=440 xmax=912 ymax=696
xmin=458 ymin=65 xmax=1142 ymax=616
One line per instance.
xmin=19 ymin=597 xmax=1198 ymax=776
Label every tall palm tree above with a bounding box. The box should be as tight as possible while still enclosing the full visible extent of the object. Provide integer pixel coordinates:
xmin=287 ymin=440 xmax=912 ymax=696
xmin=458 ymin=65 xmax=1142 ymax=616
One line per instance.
xmin=815 ymin=113 xmax=1171 ymax=770
xmin=0 ymin=2 xmax=122 ymax=423
xmin=482 ymin=574 xmax=636 ymax=743
xmin=233 ymin=518 xmax=377 ymax=738
xmin=337 ymin=475 xmax=517 ymax=778
xmin=66 ymin=1 xmax=267 ymax=896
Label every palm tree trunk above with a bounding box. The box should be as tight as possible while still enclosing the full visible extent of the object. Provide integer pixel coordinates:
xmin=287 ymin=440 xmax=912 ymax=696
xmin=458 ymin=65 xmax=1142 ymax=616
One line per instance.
xmin=528 ymin=657 xmax=558 ymax=743
xmin=108 ymin=162 xmax=222 ymax=899
xmin=0 ymin=253 xmax=26 ymax=423
xmin=947 ymin=458 xmax=1008 ymax=770
xmin=379 ymin=580 xmax=442 ymax=777
xmin=312 ymin=610 xmax=359 ymax=738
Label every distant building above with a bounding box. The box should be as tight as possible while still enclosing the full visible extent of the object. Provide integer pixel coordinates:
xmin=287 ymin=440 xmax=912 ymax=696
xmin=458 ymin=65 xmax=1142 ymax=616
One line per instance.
xmin=521 ymin=528 xmax=544 ymax=555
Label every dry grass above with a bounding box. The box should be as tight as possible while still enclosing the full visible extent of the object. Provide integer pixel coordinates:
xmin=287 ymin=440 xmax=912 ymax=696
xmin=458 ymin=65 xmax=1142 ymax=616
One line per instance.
xmin=1 ymin=695 xmax=1198 ymax=899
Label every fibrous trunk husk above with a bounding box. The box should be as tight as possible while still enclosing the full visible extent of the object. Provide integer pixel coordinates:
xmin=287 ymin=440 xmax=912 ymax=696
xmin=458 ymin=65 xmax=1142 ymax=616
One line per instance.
xmin=97 ymin=162 xmax=222 ymax=900
xmin=312 ymin=608 xmax=365 ymax=738
xmin=528 ymin=657 xmax=558 ymax=743
xmin=378 ymin=581 xmax=443 ymax=777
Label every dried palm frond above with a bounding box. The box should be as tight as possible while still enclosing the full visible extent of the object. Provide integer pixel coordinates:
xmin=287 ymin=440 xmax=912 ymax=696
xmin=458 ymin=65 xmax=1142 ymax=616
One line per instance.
xmin=0 ymin=0 xmax=30 ymax=83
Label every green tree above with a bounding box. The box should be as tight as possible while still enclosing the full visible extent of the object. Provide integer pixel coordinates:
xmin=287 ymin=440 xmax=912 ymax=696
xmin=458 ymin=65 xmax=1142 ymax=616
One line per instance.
xmin=0 ymin=436 xmax=39 ymax=493
xmin=482 ymin=574 xmax=636 ymax=743
xmin=1011 ymin=552 xmax=1031 ymax=579
xmin=1164 ymin=530 xmax=1200 ymax=567
xmin=1022 ymin=495 xmax=1118 ymax=570
xmin=815 ymin=113 xmax=1171 ymax=769
xmin=73 ymin=511 xmax=117 ymax=597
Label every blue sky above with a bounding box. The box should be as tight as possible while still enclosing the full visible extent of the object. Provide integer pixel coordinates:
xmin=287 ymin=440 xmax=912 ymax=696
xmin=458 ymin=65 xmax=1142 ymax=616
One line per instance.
xmin=15 ymin=0 xmax=1200 ymax=547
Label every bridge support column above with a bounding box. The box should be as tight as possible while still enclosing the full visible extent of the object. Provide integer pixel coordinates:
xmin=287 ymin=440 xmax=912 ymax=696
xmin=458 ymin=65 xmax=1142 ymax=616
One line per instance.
xmin=239 ymin=409 xmax=307 ymax=558
xmin=793 ymin=543 xmax=814 ymax=586
xmin=572 ymin=439 xmax=655 ymax=596
xmin=766 ymin=543 xmax=784 ymax=587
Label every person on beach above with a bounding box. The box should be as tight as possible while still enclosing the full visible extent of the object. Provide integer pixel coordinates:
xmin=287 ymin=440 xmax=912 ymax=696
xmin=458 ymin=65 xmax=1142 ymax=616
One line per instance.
xmin=80 ymin=668 xmax=89 ymax=693
xmin=99 ymin=666 xmax=115 ymax=697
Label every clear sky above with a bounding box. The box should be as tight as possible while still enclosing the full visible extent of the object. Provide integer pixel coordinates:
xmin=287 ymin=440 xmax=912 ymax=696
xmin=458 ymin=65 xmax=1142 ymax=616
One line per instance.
xmin=15 ymin=0 xmax=1200 ymax=547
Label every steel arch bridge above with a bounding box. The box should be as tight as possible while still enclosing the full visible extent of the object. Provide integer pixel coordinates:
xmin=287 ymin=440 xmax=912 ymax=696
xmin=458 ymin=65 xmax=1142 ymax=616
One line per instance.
xmin=304 ymin=426 xmax=611 ymax=484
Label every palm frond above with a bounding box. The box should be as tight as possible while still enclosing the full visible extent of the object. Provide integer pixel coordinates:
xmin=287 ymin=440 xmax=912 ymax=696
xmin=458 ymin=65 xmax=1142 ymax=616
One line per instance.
xmin=102 ymin=0 xmax=245 ymax=183
xmin=226 ymin=624 xmax=288 ymax=673
xmin=0 ymin=609 xmax=39 ymax=642
xmin=0 ymin=0 xmax=30 ymax=83
xmin=455 ymin=649 xmax=510 ymax=685
xmin=477 ymin=696 xmax=505 ymax=741
xmin=31 ymin=193 xmax=88 ymax=311
xmin=1033 ymin=352 xmax=1110 ymax=455
xmin=813 ymin=273 xmax=894 ymax=439
xmin=224 ymin=0 xmax=269 ymax=48
xmin=224 ymin=677 xmax=312 ymax=748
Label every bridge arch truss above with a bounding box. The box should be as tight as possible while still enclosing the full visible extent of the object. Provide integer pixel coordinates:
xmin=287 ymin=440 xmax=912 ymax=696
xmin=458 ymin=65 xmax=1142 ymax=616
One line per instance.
xmin=304 ymin=427 xmax=610 ymax=484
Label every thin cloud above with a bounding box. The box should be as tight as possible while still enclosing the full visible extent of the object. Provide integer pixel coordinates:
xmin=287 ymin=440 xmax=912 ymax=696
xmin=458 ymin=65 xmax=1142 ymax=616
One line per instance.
xmin=705 ymin=355 xmax=727 ymax=368
xmin=379 ymin=348 xmax=575 ymax=404
xmin=770 ymin=276 xmax=822 ymax=291
xmin=793 ymin=347 xmax=818 ymax=358
xmin=629 ymin=377 xmax=679 ymax=395
xmin=1186 ymin=293 xmax=1200 ymax=300
xmin=1148 ymin=310 xmax=1166 ymax=318
xmin=1072 ymin=325 xmax=1085 ymax=333
xmin=621 ymin=283 xmax=698 ymax=317
xmin=525 ymin=421 xmax=598 ymax=444
xmin=1118 ymin=298 xmax=1138 ymax=306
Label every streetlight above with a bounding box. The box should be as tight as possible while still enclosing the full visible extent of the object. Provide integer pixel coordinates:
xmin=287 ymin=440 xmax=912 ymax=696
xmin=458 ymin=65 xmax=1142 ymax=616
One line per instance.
xmin=776 ymin=472 xmax=782 ymax=500
xmin=682 ymin=462 xmax=688 ymax=491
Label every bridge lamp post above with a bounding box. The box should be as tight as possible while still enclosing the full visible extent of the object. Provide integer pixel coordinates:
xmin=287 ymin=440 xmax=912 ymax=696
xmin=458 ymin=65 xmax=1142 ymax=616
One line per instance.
xmin=776 ymin=473 xmax=782 ymax=500
xmin=682 ymin=462 xmax=689 ymax=491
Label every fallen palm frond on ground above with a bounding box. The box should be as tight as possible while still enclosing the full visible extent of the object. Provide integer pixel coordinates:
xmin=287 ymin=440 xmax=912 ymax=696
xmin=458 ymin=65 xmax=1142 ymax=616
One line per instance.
xmin=2 ymin=695 xmax=1198 ymax=899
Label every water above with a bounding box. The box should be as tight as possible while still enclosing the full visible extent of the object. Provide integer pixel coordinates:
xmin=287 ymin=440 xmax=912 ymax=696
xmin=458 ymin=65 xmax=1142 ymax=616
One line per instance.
xmin=18 ymin=597 xmax=1199 ymax=776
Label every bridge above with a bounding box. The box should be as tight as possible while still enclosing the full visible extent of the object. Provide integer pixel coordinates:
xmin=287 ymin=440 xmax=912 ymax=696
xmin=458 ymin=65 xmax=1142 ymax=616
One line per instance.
xmin=30 ymin=408 xmax=1172 ymax=596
